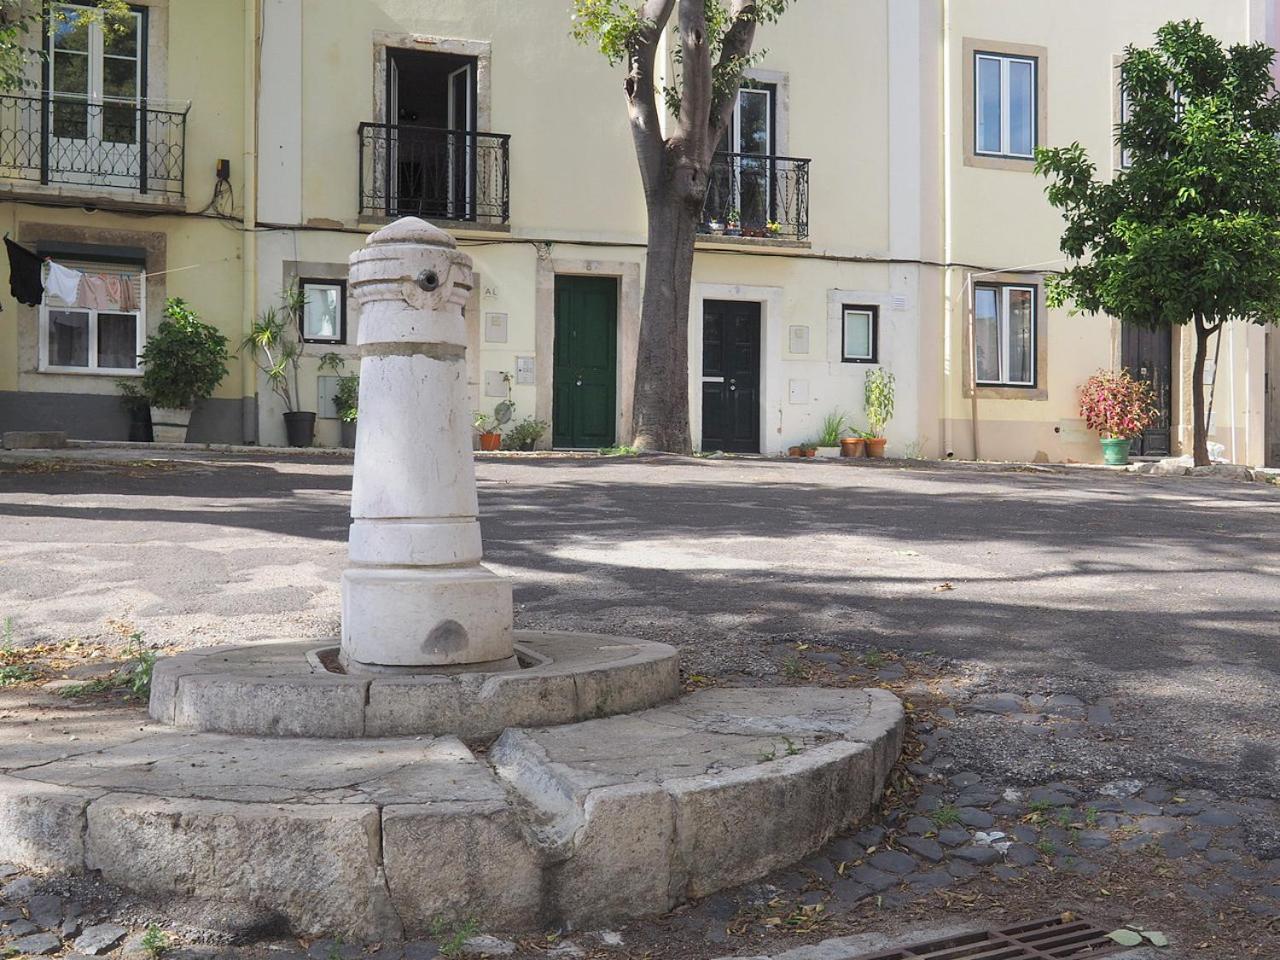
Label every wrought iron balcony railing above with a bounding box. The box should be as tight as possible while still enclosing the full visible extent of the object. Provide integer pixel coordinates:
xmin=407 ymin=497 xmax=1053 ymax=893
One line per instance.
xmin=359 ymin=123 xmax=510 ymax=224
xmin=700 ymin=151 xmax=810 ymax=241
xmin=0 ymin=93 xmax=187 ymax=197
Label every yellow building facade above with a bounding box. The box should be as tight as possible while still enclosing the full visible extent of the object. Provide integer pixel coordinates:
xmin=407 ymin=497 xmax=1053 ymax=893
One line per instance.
xmin=1 ymin=0 xmax=1277 ymax=464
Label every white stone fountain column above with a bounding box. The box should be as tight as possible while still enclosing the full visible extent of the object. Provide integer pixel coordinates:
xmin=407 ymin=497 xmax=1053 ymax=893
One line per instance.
xmin=340 ymin=218 xmax=516 ymax=674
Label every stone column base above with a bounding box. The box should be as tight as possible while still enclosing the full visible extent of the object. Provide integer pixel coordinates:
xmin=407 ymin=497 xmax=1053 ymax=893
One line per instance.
xmin=341 ymin=565 xmax=514 ymax=670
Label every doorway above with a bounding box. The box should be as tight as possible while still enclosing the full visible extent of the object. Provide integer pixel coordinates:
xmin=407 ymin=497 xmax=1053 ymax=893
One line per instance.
xmin=1121 ymin=323 xmax=1172 ymax=456
xmin=701 ymin=299 xmax=761 ymax=453
xmin=553 ymin=276 xmax=617 ymax=448
xmin=385 ymin=49 xmax=477 ymax=219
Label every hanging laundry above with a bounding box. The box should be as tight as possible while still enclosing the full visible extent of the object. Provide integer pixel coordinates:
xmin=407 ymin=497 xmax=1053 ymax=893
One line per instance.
xmin=44 ymin=261 xmax=83 ymax=305
xmin=5 ymin=238 xmax=43 ymax=306
xmin=77 ymin=274 xmax=112 ymax=310
xmin=117 ymin=273 xmax=139 ymax=311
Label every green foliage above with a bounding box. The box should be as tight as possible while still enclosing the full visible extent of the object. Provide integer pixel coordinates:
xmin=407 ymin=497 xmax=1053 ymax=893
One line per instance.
xmin=0 ymin=663 xmax=38 ymax=686
xmin=242 ymin=285 xmax=308 ymax=412
xmin=140 ymin=925 xmax=170 ymax=960
xmin=502 ymin=417 xmax=549 ymax=451
xmin=571 ymin=0 xmax=793 ymax=119
xmin=818 ymin=410 xmax=847 ymax=446
xmin=598 ymin=444 xmax=640 ymax=456
xmin=334 ymin=373 xmax=359 ymax=423
xmin=138 ymin=298 xmax=231 ymax=410
xmin=863 ymin=368 xmax=895 ymax=437
xmin=115 ymin=377 xmax=150 ymax=416
xmin=1035 ymin=20 xmax=1280 ymax=332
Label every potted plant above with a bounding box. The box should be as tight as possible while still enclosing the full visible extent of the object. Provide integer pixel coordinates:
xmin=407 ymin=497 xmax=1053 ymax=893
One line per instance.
xmin=473 ymin=411 xmax=503 ymax=451
xmin=863 ymin=368 xmax=895 ymax=458
xmin=726 ymin=209 xmax=742 ymax=237
xmin=334 ymin=372 xmax=359 ymax=448
xmin=787 ymin=444 xmax=802 ymax=457
xmin=817 ymin=410 xmax=847 ymax=458
xmin=243 ymin=285 xmax=340 ymax=447
xmin=799 ymin=441 xmax=818 ymax=458
xmin=1079 ymin=369 xmax=1159 ymax=466
xmin=138 ymin=298 xmax=231 ymax=443
xmin=766 ymin=220 xmax=783 ymax=238
xmin=116 ymin=378 xmax=153 ymax=443
xmin=840 ymin=432 xmax=866 ymax=458
xmin=502 ymin=417 xmax=549 ymax=452
xmin=707 ymin=217 xmax=726 ymax=236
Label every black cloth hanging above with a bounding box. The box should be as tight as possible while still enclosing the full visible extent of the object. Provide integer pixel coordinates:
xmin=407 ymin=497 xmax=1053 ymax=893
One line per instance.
xmin=5 ymin=238 xmax=43 ymax=306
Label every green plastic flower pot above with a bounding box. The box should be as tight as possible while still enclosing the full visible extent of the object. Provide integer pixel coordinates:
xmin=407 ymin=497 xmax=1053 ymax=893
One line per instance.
xmin=1100 ymin=437 xmax=1132 ymax=466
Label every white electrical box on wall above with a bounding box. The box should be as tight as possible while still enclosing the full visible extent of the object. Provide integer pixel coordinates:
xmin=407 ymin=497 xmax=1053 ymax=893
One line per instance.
xmin=484 ymin=312 xmax=509 ymax=343
xmin=788 ymin=379 xmax=810 ymax=404
xmin=316 ymin=376 xmax=340 ymax=419
xmin=484 ymin=370 xmax=508 ymax=398
xmin=788 ymin=325 xmax=810 ymax=354
xmin=515 ymin=356 xmax=535 ymax=384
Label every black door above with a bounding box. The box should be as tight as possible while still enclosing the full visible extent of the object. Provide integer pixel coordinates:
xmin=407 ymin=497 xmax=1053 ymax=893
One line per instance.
xmin=1121 ymin=324 xmax=1172 ymax=456
xmin=702 ymin=300 xmax=761 ymax=453
xmin=553 ymin=276 xmax=617 ymax=448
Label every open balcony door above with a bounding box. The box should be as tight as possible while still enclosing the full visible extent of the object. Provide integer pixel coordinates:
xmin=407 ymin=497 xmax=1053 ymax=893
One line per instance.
xmin=46 ymin=3 xmax=145 ymax=191
xmin=447 ymin=62 xmax=475 ymax=221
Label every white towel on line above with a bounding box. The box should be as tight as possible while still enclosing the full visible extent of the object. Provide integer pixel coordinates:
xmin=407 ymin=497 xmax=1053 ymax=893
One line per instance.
xmin=44 ymin=261 xmax=83 ymax=304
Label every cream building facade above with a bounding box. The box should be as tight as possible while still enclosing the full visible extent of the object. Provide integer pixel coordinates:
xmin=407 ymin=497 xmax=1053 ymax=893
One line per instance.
xmin=0 ymin=0 xmax=1277 ymax=465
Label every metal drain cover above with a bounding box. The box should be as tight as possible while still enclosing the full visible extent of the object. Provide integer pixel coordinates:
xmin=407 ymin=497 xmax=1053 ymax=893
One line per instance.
xmin=852 ymin=915 xmax=1130 ymax=959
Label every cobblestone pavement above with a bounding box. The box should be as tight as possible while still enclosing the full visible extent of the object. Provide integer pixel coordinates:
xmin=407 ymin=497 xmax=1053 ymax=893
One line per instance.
xmin=1 ymin=451 xmax=1278 ymax=959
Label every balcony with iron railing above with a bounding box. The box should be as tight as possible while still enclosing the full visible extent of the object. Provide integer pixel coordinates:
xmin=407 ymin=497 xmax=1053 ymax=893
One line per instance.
xmin=359 ymin=122 xmax=510 ymax=226
xmin=699 ymin=151 xmax=810 ymax=242
xmin=0 ymin=93 xmax=187 ymax=201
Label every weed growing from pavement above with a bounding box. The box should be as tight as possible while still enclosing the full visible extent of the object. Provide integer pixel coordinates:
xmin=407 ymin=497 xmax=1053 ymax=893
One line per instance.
xmin=429 ymin=918 xmax=478 ymax=957
xmin=931 ymin=804 xmax=961 ymax=826
xmin=863 ymin=649 xmax=886 ymax=668
xmin=58 ymin=625 xmax=157 ymax=701
xmin=141 ymin=925 xmax=170 ymax=959
xmin=1085 ymin=806 xmax=1099 ymax=828
xmin=783 ymin=658 xmax=807 ymax=679
xmin=1035 ymin=838 xmax=1056 ymax=857
xmin=0 ymin=664 xmax=39 ymax=686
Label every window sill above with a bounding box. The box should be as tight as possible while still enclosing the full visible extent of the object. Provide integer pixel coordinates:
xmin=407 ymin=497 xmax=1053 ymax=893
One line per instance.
xmin=965 ymin=383 xmax=1047 ymax=401
xmin=964 ymin=153 xmax=1037 ymax=172
xmin=0 ymin=180 xmax=185 ymax=214
xmin=356 ymin=214 xmax=512 ymax=236
xmin=38 ymin=366 xmax=141 ymax=377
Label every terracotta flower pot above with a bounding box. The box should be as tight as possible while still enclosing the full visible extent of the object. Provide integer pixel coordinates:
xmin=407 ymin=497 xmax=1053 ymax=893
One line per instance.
xmin=840 ymin=437 xmax=866 ymax=458
xmin=865 ymin=437 xmax=888 ymax=458
xmin=479 ymin=432 xmax=502 ymax=452
xmin=787 ymin=445 xmax=802 ymax=457
xmin=801 ymin=448 xmax=817 ymax=458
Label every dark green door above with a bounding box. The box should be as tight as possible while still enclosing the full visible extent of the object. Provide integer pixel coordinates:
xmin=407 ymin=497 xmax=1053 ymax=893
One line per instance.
xmin=553 ymin=276 xmax=617 ymax=448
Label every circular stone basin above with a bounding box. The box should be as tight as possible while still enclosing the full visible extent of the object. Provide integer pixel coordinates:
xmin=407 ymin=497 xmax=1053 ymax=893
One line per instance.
xmin=149 ymin=631 xmax=681 ymax=742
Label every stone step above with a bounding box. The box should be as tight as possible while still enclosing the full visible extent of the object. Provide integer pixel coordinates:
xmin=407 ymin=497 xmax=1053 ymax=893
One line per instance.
xmin=0 ymin=687 xmax=902 ymax=941
xmin=149 ymin=631 xmax=681 ymax=741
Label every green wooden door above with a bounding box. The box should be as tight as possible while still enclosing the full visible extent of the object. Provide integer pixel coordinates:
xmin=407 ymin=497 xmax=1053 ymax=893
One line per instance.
xmin=553 ymin=276 xmax=617 ymax=448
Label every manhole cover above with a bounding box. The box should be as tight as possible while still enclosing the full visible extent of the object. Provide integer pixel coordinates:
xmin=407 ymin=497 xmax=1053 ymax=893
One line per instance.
xmin=852 ymin=915 xmax=1129 ymax=959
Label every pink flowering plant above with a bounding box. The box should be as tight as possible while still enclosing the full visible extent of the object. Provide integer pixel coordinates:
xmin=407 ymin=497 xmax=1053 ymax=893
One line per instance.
xmin=1079 ymin=370 xmax=1159 ymax=439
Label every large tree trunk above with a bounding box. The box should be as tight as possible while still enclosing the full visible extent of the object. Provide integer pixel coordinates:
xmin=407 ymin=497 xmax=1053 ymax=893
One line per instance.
xmin=1191 ymin=314 xmax=1213 ymax=467
xmin=631 ymin=190 xmax=700 ymax=454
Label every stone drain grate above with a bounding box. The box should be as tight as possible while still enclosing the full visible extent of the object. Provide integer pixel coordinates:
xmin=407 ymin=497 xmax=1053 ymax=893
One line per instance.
xmin=851 ymin=916 xmax=1128 ymax=960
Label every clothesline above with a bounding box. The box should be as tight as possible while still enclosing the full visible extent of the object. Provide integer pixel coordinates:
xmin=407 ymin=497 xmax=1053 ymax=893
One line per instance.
xmin=4 ymin=237 xmax=242 ymax=310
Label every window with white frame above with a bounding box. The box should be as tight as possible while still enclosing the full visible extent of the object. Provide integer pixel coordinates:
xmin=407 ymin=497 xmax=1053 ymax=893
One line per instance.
xmin=1116 ymin=64 xmax=1133 ymax=170
xmin=974 ymin=283 xmax=1035 ymax=387
xmin=301 ymin=279 xmax=346 ymax=344
xmin=38 ymin=259 xmax=145 ymax=375
xmin=975 ymin=51 xmax=1037 ymax=159
xmin=841 ymin=305 xmax=878 ymax=363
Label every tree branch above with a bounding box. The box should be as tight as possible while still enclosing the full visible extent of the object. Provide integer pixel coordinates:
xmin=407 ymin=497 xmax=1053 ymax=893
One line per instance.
xmin=625 ymin=0 xmax=676 ymax=191
xmin=708 ymin=0 xmax=760 ymax=155
xmin=676 ymin=0 xmax=712 ymax=147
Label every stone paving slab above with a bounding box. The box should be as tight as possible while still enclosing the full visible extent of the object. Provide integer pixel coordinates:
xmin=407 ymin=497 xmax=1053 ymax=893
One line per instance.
xmin=0 ymin=686 xmax=903 ymax=941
